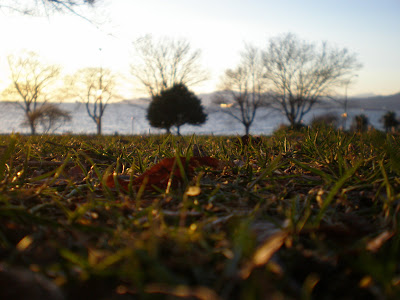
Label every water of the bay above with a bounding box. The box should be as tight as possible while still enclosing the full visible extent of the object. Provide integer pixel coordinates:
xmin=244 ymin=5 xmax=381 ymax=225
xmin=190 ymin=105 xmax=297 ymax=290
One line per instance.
xmin=0 ymin=101 xmax=395 ymax=135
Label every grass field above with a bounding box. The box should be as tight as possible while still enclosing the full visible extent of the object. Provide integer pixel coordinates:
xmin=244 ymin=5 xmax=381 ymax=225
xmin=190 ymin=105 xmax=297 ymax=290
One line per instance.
xmin=0 ymin=128 xmax=400 ymax=299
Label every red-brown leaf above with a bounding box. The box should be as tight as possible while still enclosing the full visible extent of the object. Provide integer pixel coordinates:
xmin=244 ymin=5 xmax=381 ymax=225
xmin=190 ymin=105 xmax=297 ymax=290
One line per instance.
xmin=104 ymin=156 xmax=223 ymax=192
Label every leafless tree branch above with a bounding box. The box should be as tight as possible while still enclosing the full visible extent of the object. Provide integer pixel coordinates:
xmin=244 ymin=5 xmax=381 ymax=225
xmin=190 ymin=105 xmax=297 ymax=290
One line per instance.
xmin=214 ymin=44 xmax=270 ymax=135
xmin=262 ymin=33 xmax=362 ymax=127
xmin=64 ymin=67 xmax=120 ymax=134
xmin=0 ymin=0 xmax=99 ymax=24
xmin=2 ymin=51 xmax=61 ymax=134
xmin=130 ymin=35 xmax=209 ymax=97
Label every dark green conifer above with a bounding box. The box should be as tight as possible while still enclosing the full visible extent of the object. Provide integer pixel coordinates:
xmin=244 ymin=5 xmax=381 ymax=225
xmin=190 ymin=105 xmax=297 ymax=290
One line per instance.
xmin=147 ymin=83 xmax=207 ymax=134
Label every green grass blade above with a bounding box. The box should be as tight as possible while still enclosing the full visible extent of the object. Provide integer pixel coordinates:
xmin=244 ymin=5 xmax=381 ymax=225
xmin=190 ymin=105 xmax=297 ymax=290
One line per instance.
xmin=315 ymin=159 xmax=363 ymax=225
xmin=290 ymin=158 xmax=334 ymax=184
xmin=0 ymin=135 xmax=17 ymax=182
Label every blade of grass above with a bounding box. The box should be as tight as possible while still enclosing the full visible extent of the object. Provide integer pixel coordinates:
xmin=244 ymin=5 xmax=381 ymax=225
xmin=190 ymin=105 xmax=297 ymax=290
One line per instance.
xmin=165 ymin=158 xmax=179 ymax=195
xmin=0 ymin=134 xmax=17 ymax=182
xmin=185 ymin=134 xmax=196 ymax=158
xmin=136 ymin=176 xmax=148 ymax=206
xmin=79 ymin=150 xmax=115 ymax=200
xmin=379 ymin=160 xmax=395 ymax=218
xmin=175 ymin=153 xmax=188 ymax=187
xmin=290 ymin=158 xmax=334 ymax=184
xmin=314 ymin=159 xmax=363 ymax=225
xmin=248 ymin=155 xmax=282 ymax=189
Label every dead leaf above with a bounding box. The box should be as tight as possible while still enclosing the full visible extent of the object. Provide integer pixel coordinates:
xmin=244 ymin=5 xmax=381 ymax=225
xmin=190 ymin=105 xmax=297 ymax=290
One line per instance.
xmin=366 ymin=231 xmax=394 ymax=252
xmin=104 ymin=156 xmax=223 ymax=192
xmin=186 ymin=186 xmax=201 ymax=196
xmin=252 ymin=231 xmax=288 ymax=266
xmin=16 ymin=235 xmax=33 ymax=252
xmin=240 ymin=230 xmax=288 ymax=279
xmin=66 ymin=165 xmax=86 ymax=181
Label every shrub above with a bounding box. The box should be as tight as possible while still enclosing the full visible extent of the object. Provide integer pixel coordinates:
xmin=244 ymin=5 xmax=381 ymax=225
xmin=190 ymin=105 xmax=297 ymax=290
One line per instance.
xmin=310 ymin=113 xmax=339 ymax=129
xmin=380 ymin=111 xmax=399 ymax=132
xmin=22 ymin=103 xmax=71 ymax=134
xmin=351 ymin=114 xmax=369 ymax=132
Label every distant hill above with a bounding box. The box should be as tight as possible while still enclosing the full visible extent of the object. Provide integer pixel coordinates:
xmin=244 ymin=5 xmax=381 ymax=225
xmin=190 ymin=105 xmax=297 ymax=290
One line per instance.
xmin=122 ymin=91 xmax=400 ymax=111
xmin=347 ymin=93 xmax=400 ymax=110
xmin=352 ymin=93 xmax=377 ymax=98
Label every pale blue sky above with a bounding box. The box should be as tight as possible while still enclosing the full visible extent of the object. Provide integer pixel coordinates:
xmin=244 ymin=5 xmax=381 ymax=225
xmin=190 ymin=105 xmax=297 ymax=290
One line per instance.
xmin=0 ymin=0 xmax=399 ymax=98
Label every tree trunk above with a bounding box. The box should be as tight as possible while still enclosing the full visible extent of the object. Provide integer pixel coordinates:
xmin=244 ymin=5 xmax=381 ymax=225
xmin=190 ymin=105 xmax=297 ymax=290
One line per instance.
xmin=245 ymin=124 xmax=250 ymax=135
xmin=287 ymin=114 xmax=303 ymax=129
xmin=288 ymin=113 xmax=296 ymax=129
xmin=30 ymin=123 xmax=36 ymax=135
xmin=166 ymin=127 xmax=171 ymax=134
xmin=96 ymin=118 xmax=102 ymax=135
xmin=29 ymin=119 xmax=36 ymax=135
xmin=177 ymin=126 xmax=181 ymax=136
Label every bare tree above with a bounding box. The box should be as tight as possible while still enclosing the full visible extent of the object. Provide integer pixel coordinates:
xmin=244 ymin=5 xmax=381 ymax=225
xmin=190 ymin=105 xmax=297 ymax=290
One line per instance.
xmin=262 ymin=33 xmax=362 ymax=128
xmin=65 ymin=67 xmax=118 ymax=135
xmin=130 ymin=35 xmax=209 ymax=97
xmin=0 ymin=0 xmax=97 ymax=18
xmin=2 ymin=51 xmax=62 ymax=134
xmin=214 ymin=45 xmax=270 ymax=135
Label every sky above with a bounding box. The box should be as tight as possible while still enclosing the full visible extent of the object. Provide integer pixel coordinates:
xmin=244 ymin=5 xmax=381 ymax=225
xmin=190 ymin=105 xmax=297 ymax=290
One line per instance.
xmin=0 ymin=0 xmax=399 ymax=99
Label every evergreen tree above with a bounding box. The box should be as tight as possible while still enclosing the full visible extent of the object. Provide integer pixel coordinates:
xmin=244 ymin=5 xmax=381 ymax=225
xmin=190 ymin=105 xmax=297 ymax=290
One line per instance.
xmin=147 ymin=84 xmax=207 ymax=134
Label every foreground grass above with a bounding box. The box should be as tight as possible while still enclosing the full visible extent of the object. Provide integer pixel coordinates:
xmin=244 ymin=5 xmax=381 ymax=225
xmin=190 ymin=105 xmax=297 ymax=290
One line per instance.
xmin=0 ymin=129 xmax=400 ymax=299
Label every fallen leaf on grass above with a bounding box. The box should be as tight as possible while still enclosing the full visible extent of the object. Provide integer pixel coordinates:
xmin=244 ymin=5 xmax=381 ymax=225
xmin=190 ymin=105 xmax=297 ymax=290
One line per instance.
xmin=366 ymin=230 xmax=394 ymax=252
xmin=240 ymin=230 xmax=288 ymax=279
xmin=16 ymin=235 xmax=33 ymax=252
xmin=103 ymin=173 xmax=130 ymax=190
xmin=186 ymin=186 xmax=201 ymax=196
xmin=66 ymin=165 xmax=86 ymax=181
xmin=252 ymin=231 xmax=288 ymax=266
xmin=104 ymin=156 xmax=223 ymax=192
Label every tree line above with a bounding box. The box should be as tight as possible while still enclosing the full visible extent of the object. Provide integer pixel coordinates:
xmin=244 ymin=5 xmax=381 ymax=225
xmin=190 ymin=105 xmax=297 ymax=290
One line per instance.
xmin=1 ymin=32 xmax=364 ymax=135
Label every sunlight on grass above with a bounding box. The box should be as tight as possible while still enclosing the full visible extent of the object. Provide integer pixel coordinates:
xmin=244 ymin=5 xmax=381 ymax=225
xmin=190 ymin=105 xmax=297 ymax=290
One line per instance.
xmin=0 ymin=129 xmax=399 ymax=299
